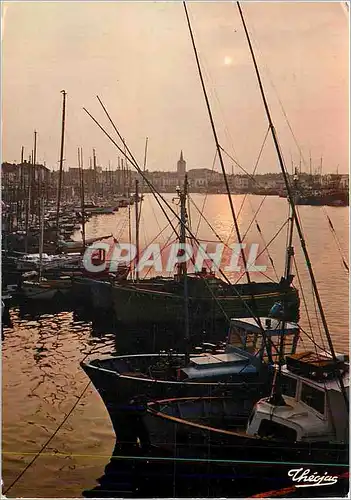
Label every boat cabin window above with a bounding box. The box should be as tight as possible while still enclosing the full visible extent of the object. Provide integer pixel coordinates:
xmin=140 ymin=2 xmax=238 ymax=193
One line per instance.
xmin=280 ymin=374 xmax=297 ymax=398
xmin=258 ymin=419 xmax=297 ymax=442
xmin=228 ymin=327 xmax=258 ymax=353
xmin=300 ymin=383 xmax=325 ymax=415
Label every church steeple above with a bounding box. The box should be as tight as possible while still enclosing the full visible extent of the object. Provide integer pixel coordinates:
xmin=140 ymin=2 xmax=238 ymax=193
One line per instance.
xmin=177 ymin=150 xmax=186 ymax=184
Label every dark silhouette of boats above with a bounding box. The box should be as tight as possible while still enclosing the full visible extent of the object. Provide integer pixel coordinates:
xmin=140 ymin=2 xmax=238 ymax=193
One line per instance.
xmin=81 ymin=315 xmax=300 ymax=447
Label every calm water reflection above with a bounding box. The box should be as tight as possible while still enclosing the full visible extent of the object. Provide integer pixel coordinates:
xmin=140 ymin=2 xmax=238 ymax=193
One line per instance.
xmin=2 ymin=194 xmax=349 ymax=497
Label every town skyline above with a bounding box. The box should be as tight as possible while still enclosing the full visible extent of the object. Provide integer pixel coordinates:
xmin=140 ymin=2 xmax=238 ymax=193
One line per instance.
xmin=2 ymin=2 xmax=349 ymax=173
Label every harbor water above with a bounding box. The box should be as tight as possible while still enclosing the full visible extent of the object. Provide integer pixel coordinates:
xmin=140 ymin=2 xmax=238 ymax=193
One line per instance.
xmin=2 ymin=194 xmax=349 ymax=497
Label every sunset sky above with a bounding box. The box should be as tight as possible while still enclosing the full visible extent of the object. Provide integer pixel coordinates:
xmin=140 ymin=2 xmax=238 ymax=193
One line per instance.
xmin=2 ymin=2 xmax=349 ymax=173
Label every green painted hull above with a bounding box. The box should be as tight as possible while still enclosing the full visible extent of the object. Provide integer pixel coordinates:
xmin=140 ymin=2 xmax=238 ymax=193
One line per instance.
xmin=112 ymin=280 xmax=299 ymax=325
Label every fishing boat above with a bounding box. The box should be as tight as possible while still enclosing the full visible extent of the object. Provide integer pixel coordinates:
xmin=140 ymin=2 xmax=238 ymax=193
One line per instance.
xmin=81 ymin=315 xmax=300 ymax=445
xmin=111 ymin=179 xmax=299 ymax=325
xmin=112 ymin=275 xmax=299 ymax=325
xmin=137 ymin=350 xmax=348 ymax=496
xmin=17 ymin=198 xmax=74 ymax=301
xmin=71 ymin=266 xmax=130 ymax=309
xmin=296 ymin=188 xmax=349 ymax=207
xmin=57 ymin=234 xmax=112 ymax=253
xmin=18 ymin=276 xmax=72 ymax=300
xmin=129 ymin=4 xmax=349 ymax=496
xmin=16 ymin=252 xmax=82 ymax=271
xmin=82 ymin=167 xmax=300 ymax=449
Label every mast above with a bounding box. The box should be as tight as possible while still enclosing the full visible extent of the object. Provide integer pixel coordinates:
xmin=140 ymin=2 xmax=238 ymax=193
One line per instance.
xmin=33 ymin=130 xmax=37 ymax=168
xmin=140 ymin=136 xmax=148 ymax=213
xmin=56 ymin=90 xmax=67 ymax=242
xmin=183 ymin=1 xmax=272 ymax=361
xmin=309 ymin=150 xmax=312 ymax=177
xmin=117 ymin=156 xmax=121 ymax=193
xmin=25 ymin=148 xmax=34 ymax=253
xmin=135 ymin=179 xmax=140 ymax=281
xmin=269 ymin=171 xmax=298 ymax=404
xmin=183 ymin=3 xmax=255 ymax=289
xmin=237 ymin=1 xmax=349 ymax=409
xmin=93 ymin=148 xmax=97 ymax=203
xmin=121 ymin=158 xmax=125 ymax=196
xmin=78 ymin=147 xmax=86 ymax=249
xmin=39 ymin=196 xmax=44 ymax=280
xmin=179 ymin=175 xmax=190 ymax=361
xmin=33 ymin=130 xmax=40 ymax=221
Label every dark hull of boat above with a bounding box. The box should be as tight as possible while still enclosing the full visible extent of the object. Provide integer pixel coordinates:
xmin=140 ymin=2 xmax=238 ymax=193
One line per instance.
xmin=296 ymin=191 xmax=349 ymax=207
xmin=131 ymin=396 xmax=348 ymax=497
xmin=81 ymin=355 xmax=270 ymax=447
xmin=112 ymin=282 xmax=300 ymax=325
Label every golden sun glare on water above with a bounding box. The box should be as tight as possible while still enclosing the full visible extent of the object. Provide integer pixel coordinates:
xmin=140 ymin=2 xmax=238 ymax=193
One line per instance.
xmin=224 ymin=56 xmax=232 ymax=66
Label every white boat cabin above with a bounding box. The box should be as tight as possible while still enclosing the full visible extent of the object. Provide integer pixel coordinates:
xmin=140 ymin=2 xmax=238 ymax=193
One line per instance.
xmin=226 ymin=317 xmax=300 ymax=363
xmin=246 ymin=351 xmax=349 ymax=443
xmin=179 ymin=317 xmax=300 ymax=381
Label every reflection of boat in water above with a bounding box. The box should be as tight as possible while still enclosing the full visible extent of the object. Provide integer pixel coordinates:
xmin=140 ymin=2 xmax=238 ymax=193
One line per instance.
xmin=81 ymin=315 xmax=300 ymax=445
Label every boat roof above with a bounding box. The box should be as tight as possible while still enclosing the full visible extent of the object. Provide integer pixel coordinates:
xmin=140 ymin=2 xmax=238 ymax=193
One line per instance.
xmin=281 ymin=364 xmax=350 ymax=391
xmin=188 ymin=352 xmax=249 ymax=368
xmin=230 ymin=317 xmax=299 ymax=335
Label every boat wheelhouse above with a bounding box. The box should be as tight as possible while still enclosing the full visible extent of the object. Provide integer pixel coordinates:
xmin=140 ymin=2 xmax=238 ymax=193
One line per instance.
xmin=247 ymin=351 xmax=349 ymax=443
xmin=178 ymin=317 xmax=300 ymax=381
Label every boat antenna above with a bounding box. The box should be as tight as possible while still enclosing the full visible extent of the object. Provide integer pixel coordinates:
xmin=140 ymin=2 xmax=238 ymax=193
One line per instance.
xmin=237 ymin=1 xmax=349 ymax=410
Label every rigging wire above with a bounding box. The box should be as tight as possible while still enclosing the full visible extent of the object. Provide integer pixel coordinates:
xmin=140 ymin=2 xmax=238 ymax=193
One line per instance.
xmin=183 ymin=0 xmax=275 ymax=367
xmin=189 ymin=195 xmax=229 ymax=245
xmin=234 ymin=219 xmax=289 ymax=284
xmin=241 ymin=196 xmax=267 ymax=240
xmin=194 ymin=150 xmax=217 ymax=238
xmin=292 ymin=264 xmax=338 ymax=438
xmin=322 ymin=206 xmax=349 ymax=273
xmin=252 ymin=217 xmax=279 ymax=282
xmin=237 ymin=0 xmax=348 ymax=410
xmin=221 ymin=126 xmax=270 ymax=246
xmin=83 ymin=100 xmax=274 ymax=335
xmin=240 ymin=13 xmax=308 ymax=170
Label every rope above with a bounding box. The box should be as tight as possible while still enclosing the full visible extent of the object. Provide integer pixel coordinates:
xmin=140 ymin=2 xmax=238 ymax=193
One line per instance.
xmin=224 ymin=126 xmax=271 ymax=246
xmin=292 ymin=258 xmax=338 ymax=436
xmin=189 ymin=195 xmax=228 ymax=244
xmin=234 ymin=219 xmax=289 ymax=284
xmin=322 ymin=207 xmax=349 ymax=273
xmin=292 ymin=255 xmax=314 ymax=336
xmin=194 ymin=150 xmax=217 ymax=238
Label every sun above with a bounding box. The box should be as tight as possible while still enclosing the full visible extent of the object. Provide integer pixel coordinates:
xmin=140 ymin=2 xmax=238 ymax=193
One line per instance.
xmin=224 ymin=56 xmax=232 ymax=66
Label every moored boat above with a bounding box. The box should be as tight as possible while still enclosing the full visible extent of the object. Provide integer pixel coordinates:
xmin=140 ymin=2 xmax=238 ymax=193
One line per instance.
xmin=81 ymin=315 xmax=300 ymax=446
xmin=112 ymin=274 xmax=300 ymax=325
xmin=19 ymin=275 xmax=72 ymax=300
xmin=136 ymin=351 xmax=349 ymax=496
